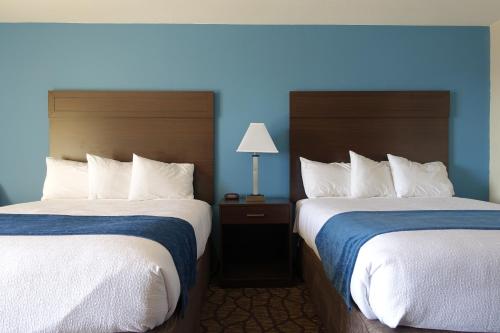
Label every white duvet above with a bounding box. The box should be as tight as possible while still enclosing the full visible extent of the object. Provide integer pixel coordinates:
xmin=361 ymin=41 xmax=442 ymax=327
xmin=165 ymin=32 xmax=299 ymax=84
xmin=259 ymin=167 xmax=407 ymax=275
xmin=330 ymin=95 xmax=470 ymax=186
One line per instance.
xmin=295 ymin=197 xmax=500 ymax=332
xmin=0 ymin=199 xmax=211 ymax=333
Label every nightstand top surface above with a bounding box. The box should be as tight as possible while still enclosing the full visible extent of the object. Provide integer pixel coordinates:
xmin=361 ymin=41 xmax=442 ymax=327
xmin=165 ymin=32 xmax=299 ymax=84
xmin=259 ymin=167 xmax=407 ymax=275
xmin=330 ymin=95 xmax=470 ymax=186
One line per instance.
xmin=220 ymin=197 xmax=290 ymax=206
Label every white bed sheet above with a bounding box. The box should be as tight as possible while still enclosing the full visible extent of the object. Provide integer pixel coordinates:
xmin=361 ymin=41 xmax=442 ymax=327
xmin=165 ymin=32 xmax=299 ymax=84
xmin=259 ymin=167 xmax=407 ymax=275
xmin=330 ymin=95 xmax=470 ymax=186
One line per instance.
xmin=295 ymin=197 xmax=500 ymax=332
xmin=0 ymin=199 xmax=211 ymax=333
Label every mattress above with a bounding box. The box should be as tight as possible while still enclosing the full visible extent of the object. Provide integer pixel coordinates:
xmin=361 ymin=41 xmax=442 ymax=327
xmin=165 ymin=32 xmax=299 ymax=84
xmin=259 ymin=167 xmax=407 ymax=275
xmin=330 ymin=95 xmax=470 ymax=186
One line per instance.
xmin=295 ymin=197 xmax=500 ymax=332
xmin=0 ymin=199 xmax=211 ymax=333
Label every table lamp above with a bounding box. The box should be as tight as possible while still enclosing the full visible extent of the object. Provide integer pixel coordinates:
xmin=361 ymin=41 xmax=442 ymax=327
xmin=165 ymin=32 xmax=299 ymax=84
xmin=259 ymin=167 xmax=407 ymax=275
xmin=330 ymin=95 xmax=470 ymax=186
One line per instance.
xmin=237 ymin=123 xmax=278 ymax=202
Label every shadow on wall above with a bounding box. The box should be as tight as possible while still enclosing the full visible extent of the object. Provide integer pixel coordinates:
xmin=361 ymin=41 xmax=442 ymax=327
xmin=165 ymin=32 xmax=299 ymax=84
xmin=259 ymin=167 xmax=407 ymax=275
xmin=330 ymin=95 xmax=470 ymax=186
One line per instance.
xmin=0 ymin=185 xmax=11 ymax=206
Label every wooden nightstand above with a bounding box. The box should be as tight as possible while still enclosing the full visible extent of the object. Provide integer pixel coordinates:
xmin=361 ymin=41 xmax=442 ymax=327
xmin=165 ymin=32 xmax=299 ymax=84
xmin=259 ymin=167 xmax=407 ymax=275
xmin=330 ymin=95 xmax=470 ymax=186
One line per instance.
xmin=219 ymin=198 xmax=292 ymax=287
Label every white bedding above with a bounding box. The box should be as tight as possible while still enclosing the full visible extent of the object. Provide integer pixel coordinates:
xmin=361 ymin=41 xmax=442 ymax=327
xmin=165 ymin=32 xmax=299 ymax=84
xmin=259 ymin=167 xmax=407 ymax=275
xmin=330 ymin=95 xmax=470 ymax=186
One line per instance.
xmin=0 ymin=199 xmax=211 ymax=333
xmin=295 ymin=197 xmax=500 ymax=332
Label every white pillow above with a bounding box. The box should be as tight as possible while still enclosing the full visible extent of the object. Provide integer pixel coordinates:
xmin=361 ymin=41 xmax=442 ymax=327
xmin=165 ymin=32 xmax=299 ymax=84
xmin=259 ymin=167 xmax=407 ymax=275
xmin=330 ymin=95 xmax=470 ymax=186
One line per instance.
xmin=300 ymin=157 xmax=350 ymax=198
xmin=387 ymin=154 xmax=454 ymax=198
xmin=349 ymin=151 xmax=396 ymax=198
xmin=42 ymin=157 xmax=88 ymax=200
xmin=87 ymin=154 xmax=131 ymax=199
xmin=128 ymin=154 xmax=194 ymax=200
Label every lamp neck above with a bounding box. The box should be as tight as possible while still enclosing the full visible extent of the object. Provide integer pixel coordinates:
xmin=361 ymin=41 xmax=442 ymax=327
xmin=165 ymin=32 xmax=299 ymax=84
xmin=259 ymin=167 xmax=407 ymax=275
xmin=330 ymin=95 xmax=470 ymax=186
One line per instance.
xmin=252 ymin=154 xmax=259 ymax=195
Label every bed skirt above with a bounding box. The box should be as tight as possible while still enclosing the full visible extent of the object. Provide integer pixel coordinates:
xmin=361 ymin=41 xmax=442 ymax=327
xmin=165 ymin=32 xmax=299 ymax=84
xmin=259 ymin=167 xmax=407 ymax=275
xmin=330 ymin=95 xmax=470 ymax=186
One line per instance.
xmin=299 ymin=240 xmax=460 ymax=333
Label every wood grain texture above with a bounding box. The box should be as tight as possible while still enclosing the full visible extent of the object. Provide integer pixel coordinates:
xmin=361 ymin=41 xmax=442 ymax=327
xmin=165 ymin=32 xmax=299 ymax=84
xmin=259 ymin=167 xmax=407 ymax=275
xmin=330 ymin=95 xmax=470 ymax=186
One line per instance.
xmin=48 ymin=91 xmax=214 ymax=204
xmin=290 ymin=91 xmax=450 ymax=202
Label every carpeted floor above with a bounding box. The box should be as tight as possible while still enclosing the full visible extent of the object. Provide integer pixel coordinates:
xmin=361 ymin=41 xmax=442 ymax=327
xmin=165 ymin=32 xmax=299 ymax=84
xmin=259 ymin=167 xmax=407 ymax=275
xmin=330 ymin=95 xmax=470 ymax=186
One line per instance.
xmin=200 ymin=284 xmax=325 ymax=332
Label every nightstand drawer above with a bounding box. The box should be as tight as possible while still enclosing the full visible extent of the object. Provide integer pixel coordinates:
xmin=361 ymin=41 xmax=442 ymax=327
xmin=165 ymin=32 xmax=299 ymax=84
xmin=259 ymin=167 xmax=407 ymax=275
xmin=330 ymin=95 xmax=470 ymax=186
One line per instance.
xmin=221 ymin=205 xmax=290 ymax=224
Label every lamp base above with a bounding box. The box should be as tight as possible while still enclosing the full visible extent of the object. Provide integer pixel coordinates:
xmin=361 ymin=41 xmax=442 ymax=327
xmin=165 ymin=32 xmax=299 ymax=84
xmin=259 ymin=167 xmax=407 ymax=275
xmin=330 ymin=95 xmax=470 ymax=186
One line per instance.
xmin=245 ymin=194 xmax=265 ymax=203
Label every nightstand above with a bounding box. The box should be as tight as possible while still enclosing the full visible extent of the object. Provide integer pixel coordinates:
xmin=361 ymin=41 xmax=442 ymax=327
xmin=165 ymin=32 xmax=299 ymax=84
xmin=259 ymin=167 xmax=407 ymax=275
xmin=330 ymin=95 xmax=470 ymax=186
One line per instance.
xmin=219 ymin=198 xmax=292 ymax=287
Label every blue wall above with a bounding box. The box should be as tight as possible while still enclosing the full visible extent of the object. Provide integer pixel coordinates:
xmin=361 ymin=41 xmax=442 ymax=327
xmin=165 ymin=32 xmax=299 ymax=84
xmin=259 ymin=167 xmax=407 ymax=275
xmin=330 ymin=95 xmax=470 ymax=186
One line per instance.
xmin=0 ymin=24 xmax=490 ymax=204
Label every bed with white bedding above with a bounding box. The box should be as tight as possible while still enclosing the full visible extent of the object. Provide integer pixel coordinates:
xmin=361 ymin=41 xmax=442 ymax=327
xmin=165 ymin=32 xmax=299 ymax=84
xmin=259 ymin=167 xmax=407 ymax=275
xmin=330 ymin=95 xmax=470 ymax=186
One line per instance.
xmin=0 ymin=90 xmax=217 ymax=333
xmin=0 ymin=199 xmax=211 ymax=333
xmin=296 ymin=197 xmax=500 ymax=332
xmin=289 ymin=90 xmax=500 ymax=333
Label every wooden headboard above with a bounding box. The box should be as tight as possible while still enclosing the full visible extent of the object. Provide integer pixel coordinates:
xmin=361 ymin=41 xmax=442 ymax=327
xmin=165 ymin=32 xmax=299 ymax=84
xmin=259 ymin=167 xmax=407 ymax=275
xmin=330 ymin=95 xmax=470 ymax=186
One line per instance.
xmin=290 ymin=91 xmax=450 ymax=202
xmin=48 ymin=91 xmax=214 ymax=204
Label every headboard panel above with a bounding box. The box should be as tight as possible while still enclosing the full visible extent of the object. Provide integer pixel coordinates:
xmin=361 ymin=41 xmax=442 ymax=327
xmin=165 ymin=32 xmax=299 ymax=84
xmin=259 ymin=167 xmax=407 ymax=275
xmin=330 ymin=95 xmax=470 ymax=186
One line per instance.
xmin=49 ymin=91 xmax=214 ymax=204
xmin=290 ymin=91 xmax=450 ymax=202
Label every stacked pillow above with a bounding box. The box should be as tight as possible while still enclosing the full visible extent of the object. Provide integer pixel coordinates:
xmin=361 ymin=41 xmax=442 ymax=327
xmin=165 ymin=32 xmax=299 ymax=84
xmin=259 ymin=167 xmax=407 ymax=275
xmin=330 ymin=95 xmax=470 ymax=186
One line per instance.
xmin=300 ymin=157 xmax=350 ymax=198
xmin=42 ymin=154 xmax=194 ymax=200
xmin=387 ymin=154 xmax=454 ymax=198
xmin=42 ymin=158 xmax=89 ymax=200
xmin=129 ymin=154 xmax=194 ymax=200
xmin=300 ymin=151 xmax=454 ymax=199
xmin=87 ymin=154 xmax=131 ymax=199
xmin=349 ymin=151 xmax=396 ymax=198
xmin=43 ymin=151 xmax=454 ymax=200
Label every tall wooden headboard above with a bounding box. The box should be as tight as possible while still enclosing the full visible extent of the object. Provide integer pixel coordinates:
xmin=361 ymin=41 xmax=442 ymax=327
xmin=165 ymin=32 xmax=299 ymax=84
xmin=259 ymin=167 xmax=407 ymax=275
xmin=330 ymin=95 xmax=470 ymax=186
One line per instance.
xmin=290 ymin=91 xmax=450 ymax=202
xmin=48 ymin=91 xmax=214 ymax=204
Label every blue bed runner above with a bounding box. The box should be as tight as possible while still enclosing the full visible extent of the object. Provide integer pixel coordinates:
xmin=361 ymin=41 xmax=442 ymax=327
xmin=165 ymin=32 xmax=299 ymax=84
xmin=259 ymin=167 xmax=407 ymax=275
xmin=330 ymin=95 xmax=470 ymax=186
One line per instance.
xmin=0 ymin=214 xmax=197 ymax=314
xmin=315 ymin=210 xmax=500 ymax=309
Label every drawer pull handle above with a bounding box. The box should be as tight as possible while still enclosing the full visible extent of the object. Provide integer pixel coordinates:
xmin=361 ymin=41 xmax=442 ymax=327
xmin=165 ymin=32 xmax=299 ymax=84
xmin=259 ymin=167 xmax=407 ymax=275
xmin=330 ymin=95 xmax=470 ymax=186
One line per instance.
xmin=246 ymin=213 xmax=265 ymax=217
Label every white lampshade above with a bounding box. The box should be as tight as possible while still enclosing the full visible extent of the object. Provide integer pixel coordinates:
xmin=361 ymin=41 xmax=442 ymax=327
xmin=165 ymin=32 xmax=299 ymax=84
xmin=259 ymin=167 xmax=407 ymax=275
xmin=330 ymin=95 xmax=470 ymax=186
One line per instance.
xmin=237 ymin=123 xmax=278 ymax=153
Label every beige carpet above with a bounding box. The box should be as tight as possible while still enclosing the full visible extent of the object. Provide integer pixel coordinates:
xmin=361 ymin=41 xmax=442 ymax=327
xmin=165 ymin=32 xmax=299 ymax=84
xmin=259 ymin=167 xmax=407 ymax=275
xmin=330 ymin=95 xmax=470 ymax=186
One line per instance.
xmin=200 ymin=284 xmax=325 ymax=332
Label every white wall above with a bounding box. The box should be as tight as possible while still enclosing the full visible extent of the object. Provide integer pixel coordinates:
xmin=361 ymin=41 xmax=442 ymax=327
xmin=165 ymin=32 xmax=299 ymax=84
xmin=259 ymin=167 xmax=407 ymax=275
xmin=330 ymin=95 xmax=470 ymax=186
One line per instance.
xmin=490 ymin=21 xmax=500 ymax=202
xmin=1 ymin=0 xmax=500 ymax=25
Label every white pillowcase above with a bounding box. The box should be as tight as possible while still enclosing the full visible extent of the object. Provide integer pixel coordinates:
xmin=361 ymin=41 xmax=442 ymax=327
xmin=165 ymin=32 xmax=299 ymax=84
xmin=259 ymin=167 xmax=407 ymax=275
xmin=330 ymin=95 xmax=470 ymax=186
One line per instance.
xmin=387 ymin=154 xmax=454 ymax=198
xmin=42 ymin=157 xmax=88 ymax=200
xmin=300 ymin=157 xmax=350 ymax=198
xmin=87 ymin=154 xmax=131 ymax=199
xmin=128 ymin=154 xmax=194 ymax=200
xmin=349 ymin=151 xmax=396 ymax=198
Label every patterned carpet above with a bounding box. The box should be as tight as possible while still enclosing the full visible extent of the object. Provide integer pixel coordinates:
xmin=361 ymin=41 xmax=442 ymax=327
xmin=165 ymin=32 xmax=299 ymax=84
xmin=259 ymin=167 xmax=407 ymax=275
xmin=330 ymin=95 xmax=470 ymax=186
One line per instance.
xmin=200 ymin=284 xmax=325 ymax=332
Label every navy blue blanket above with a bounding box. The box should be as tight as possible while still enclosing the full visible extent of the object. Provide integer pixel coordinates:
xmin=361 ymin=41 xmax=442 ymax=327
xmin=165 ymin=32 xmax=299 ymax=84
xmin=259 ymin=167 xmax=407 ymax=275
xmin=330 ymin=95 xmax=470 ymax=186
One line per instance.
xmin=315 ymin=210 xmax=500 ymax=309
xmin=0 ymin=214 xmax=197 ymax=314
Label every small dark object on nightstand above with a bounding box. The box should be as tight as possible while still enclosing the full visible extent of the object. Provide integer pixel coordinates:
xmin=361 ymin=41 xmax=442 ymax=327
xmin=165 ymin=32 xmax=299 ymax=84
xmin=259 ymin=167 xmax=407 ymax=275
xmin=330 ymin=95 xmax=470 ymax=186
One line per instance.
xmin=224 ymin=193 xmax=240 ymax=200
